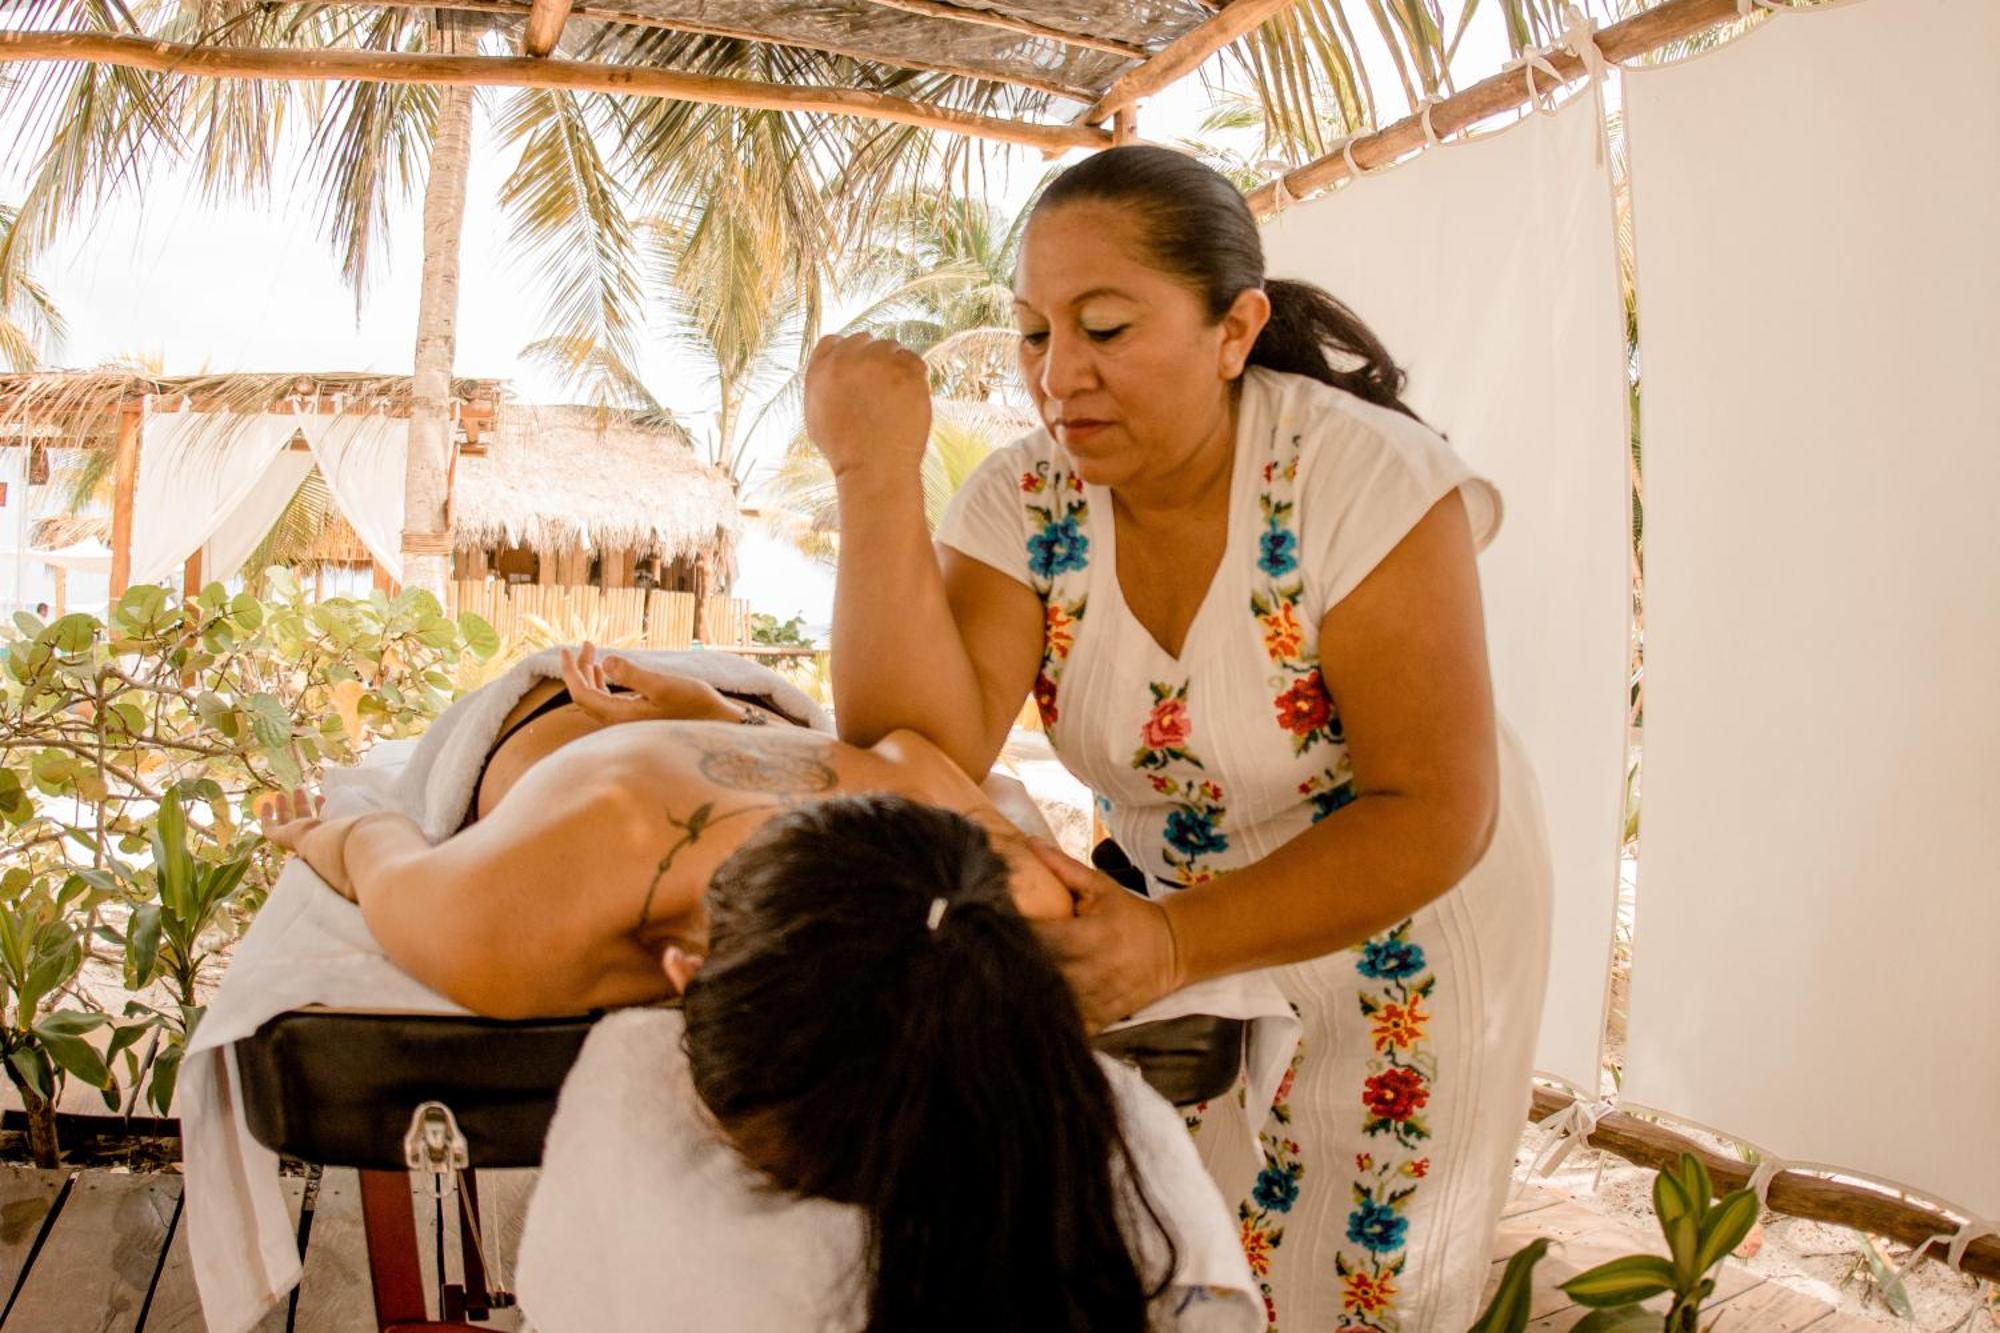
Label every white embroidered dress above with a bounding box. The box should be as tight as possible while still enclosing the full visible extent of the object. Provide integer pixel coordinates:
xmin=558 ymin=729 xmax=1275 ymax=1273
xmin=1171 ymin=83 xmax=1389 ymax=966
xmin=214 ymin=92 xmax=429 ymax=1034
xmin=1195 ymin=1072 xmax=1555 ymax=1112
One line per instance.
xmin=940 ymin=367 xmax=1554 ymax=1331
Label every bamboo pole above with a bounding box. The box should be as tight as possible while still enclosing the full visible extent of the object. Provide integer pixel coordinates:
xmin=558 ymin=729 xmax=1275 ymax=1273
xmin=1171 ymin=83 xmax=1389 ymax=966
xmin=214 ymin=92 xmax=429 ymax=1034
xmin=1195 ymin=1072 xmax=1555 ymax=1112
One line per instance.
xmin=1077 ymin=0 xmax=1304 ymax=126
xmin=859 ymin=0 xmax=1147 ymax=60
xmin=520 ymin=0 xmax=571 ymax=57
xmin=107 ymin=403 xmax=141 ymax=598
xmin=0 ymin=31 xmax=1113 ymax=153
xmin=1245 ymin=0 xmax=1751 ymax=216
xmin=334 ymin=0 xmax=1097 ymax=101
xmin=1528 ymin=1089 xmax=2000 ymax=1283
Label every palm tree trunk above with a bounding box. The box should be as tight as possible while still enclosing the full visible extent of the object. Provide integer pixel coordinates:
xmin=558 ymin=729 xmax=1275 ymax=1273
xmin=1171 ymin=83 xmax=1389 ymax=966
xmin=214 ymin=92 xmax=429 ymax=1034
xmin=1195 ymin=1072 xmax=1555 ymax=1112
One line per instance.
xmin=404 ymin=30 xmax=475 ymax=599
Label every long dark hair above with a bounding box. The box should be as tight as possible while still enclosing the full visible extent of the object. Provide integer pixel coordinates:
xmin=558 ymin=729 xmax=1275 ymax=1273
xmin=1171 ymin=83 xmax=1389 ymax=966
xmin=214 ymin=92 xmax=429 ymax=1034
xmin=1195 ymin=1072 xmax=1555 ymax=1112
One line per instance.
xmin=1034 ymin=143 xmax=1418 ymax=419
xmin=681 ymin=795 xmax=1174 ymax=1332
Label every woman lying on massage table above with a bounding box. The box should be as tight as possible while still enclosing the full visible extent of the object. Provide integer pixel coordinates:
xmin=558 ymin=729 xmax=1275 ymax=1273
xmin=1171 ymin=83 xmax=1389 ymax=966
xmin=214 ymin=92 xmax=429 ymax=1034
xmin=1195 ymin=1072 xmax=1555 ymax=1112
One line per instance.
xmin=255 ymin=656 xmax=1256 ymax=1329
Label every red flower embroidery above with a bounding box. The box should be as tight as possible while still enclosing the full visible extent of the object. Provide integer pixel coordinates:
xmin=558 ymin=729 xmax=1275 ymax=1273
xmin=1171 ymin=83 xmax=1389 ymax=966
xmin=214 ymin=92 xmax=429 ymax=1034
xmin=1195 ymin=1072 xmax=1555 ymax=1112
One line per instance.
xmin=1343 ymin=1270 xmax=1398 ymax=1314
xmin=1020 ymin=471 xmax=1045 ymax=494
xmin=1370 ymin=995 xmax=1429 ymax=1052
xmin=1362 ymin=1067 xmax=1430 ymax=1123
xmin=1032 ymin=673 xmax=1059 ymax=726
xmin=1274 ymin=670 xmax=1332 ymax=735
xmin=1149 ymin=773 xmax=1174 ymax=794
xmin=1406 ymin=1157 xmax=1431 ymax=1179
xmin=1140 ymin=695 xmax=1192 ymax=751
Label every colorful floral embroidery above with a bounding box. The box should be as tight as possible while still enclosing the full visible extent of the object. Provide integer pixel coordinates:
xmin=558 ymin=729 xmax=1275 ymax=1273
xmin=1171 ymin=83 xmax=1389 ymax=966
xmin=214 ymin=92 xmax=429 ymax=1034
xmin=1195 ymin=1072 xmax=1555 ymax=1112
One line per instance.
xmin=1300 ymin=765 xmax=1357 ymax=822
xmin=1238 ymin=1019 xmax=1305 ymax=1330
xmin=1132 ymin=680 xmax=1229 ymax=883
xmin=1020 ymin=460 xmax=1090 ymax=737
xmin=1250 ymin=434 xmax=1344 ymax=756
xmin=1336 ymin=919 xmax=1435 ymax=1330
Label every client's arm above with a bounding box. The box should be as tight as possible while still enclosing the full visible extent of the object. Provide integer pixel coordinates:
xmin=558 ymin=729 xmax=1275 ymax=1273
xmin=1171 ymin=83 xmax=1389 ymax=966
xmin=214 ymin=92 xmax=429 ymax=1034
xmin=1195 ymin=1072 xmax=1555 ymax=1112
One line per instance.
xmin=261 ymin=751 xmax=679 ymax=1019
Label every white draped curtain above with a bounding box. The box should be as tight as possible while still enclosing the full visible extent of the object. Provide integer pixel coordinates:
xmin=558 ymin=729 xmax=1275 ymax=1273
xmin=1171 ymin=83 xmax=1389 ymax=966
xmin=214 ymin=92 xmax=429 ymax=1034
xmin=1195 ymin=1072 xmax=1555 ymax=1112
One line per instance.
xmin=1262 ymin=92 xmax=1633 ymax=1089
xmin=129 ymin=413 xmax=304 ymax=585
xmin=301 ymin=414 xmax=408 ymax=585
xmin=1620 ymin=0 xmax=2000 ymax=1216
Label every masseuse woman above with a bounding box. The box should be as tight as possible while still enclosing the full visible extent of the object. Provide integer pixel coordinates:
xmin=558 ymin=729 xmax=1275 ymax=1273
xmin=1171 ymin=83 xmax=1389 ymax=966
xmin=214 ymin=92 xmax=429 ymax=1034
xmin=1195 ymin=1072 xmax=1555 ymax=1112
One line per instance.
xmin=804 ymin=145 xmax=1553 ymax=1328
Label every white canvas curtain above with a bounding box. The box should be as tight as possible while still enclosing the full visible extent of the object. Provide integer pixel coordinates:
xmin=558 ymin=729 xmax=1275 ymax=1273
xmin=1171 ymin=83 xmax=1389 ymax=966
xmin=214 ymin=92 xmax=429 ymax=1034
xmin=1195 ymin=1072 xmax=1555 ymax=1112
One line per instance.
xmin=129 ymin=413 xmax=303 ymax=584
xmin=1620 ymin=0 xmax=2000 ymax=1217
xmin=125 ymin=409 xmax=411 ymax=587
xmin=199 ymin=449 xmax=315 ymax=583
xmin=302 ymin=414 xmax=408 ymax=584
xmin=1262 ymin=91 xmax=1633 ymax=1089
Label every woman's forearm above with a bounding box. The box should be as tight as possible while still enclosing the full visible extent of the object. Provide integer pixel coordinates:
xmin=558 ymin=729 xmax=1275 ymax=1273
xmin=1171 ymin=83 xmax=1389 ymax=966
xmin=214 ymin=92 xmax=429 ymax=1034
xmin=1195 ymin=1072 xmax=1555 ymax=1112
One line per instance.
xmin=830 ymin=469 xmax=999 ymax=773
xmin=1160 ymin=791 xmax=1496 ymax=982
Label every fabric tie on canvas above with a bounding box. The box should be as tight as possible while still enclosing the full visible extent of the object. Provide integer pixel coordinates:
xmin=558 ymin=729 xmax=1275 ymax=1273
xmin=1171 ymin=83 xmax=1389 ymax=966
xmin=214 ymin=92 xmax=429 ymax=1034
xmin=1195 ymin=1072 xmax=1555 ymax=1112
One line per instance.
xmin=1530 ymin=1095 xmax=1615 ymax=1177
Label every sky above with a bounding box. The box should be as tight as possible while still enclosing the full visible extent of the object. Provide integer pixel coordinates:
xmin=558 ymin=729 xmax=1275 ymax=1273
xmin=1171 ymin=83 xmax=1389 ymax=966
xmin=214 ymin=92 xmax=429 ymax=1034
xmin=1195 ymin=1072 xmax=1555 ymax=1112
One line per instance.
xmin=0 ymin=7 xmax=1535 ymax=626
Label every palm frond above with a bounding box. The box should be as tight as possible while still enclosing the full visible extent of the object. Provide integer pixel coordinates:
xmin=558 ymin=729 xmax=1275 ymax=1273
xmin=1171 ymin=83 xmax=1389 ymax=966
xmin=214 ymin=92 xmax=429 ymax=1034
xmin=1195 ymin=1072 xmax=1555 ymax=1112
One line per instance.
xmin=496 ymin=87 xmax=650 ymax=408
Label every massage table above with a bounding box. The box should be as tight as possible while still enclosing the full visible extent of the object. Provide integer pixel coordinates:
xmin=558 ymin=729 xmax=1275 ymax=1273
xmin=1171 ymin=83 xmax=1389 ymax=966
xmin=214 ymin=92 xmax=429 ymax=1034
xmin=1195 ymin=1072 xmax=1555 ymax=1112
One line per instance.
xmin=232 ymin=1005 xmax=1248 ymax=1331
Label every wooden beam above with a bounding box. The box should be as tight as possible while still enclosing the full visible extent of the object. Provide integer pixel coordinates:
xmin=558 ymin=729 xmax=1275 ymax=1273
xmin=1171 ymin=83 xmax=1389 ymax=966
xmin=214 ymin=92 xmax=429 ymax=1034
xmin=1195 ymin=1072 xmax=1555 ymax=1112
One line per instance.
xmin=107 ymin=403 xmax=141 ymax=598
xmin=521 ymin=0 xmax=571 ymax=57
xmin=183 ymin=547 xmax=203 ymax=596
xmin=1077 ymin=0 xmax=1302 ymax=126
xmin=0 ymin=31 xmax=1114 ymax=153
xmin=860 ymin=0 xmax=1147 ymax=60
xmin=332 ymin=0 xmax=1096 ymax=100
xmin=1246 ymin=0 xmax=1748 ymax=215
xmin=1529 ymin=1088 xmax=2000 ymax=1284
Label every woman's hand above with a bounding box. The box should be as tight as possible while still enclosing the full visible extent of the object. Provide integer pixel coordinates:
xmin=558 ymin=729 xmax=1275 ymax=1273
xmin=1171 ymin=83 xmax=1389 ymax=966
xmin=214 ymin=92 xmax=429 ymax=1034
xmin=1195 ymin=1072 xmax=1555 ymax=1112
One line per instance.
xmin=560 ymin=642 xmax=734 ymax=724
xmin=257 ymin=788 xmax=359 ymax=902
xmin=803 ymin=333 xmax=933 ymax=482
xmin=1027 ymin=841 xmax=1186 ymax=1032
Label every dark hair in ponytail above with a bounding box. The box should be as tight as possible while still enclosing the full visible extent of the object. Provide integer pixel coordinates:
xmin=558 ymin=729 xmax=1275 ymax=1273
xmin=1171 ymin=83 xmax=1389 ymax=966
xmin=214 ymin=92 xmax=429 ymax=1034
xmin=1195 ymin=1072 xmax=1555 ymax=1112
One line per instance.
xmin=1033 ymin=143 xmax=1418 ymax=419
xmin=681 ymin=794 xmax=1174 ymax=1333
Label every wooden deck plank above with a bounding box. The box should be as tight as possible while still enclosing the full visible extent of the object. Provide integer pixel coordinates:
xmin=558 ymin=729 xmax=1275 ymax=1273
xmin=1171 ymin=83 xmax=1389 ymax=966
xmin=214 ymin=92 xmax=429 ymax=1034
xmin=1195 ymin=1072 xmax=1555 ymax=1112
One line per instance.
xmin=0 ymin=1168 xmax=70 ymax=1314
xmin=2 ymin=1171 xmax=178 ymax=1333
xmin=292 ymin=1169 xmax=375 ymax=1333
xmin=140 ymin=1176 xmax=304 ymax=1332
xmin=1703 ymin=1280 xmax=1844 ymax=1330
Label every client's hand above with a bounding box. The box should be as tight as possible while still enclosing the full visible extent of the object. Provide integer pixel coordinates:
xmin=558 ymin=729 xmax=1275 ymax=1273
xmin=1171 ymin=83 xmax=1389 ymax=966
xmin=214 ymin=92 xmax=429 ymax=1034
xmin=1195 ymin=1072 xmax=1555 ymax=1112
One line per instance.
xmin=561 ymin=642 xmax=735 ymax=724
xmin=1027 ymin=841 xmax=1185 ymax=1033
xmin=256 ymin=788 xmax=359 ymax=902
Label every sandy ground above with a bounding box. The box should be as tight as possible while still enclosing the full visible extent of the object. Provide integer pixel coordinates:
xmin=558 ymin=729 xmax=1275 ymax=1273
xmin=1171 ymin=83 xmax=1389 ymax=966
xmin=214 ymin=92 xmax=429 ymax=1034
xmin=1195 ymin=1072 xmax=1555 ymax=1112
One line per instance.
xmin=1511 ymin=1125 xmax=2000 ymax=1331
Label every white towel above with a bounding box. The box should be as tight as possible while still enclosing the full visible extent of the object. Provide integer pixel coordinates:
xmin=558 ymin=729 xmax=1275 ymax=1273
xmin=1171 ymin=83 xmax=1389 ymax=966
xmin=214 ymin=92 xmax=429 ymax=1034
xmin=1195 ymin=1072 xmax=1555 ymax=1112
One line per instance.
xmin=181 ymin=650 xmax=829 ymax=1333
xmin=1103 ymin=973 xmax=1302 ymax=1139
xmin=516 ymin=1008 xmax=1263 ymax=1333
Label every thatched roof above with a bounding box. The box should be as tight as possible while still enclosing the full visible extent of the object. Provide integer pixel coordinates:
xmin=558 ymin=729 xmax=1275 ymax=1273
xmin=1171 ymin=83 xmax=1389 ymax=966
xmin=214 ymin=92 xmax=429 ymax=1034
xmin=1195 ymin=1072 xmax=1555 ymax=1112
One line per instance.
xmin=0 ymin=371 xmax=505 ymax=449
xmin=454 ymin=403 xmax=739 ymax=564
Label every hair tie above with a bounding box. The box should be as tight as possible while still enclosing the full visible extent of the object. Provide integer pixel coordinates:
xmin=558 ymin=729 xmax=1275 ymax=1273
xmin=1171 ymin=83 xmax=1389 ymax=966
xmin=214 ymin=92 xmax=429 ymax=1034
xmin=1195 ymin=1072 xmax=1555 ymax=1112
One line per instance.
xmin=926 ymin=897 xmax=949 ymax=932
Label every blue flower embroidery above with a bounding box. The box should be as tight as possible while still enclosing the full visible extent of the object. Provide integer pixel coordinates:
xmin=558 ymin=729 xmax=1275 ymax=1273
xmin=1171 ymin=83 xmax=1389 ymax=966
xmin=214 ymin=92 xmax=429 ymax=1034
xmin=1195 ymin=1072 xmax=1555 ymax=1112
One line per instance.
xmin=1358 ymin=935 xmax=1427 ymax=981
xmin=1257 ymin=520 xmax=1299 ymax=577
xmin=1346 ymin=1198 xmax=1408 ymax=1254
xmin=1027 ymin=516 xmax=1089 ymax=579
xmin=1309 ymin=783 xmax=1357 ymax=824
xmin=1163 ymin=807 xmax=1229 ymax=858
xmin=1251 ymin=1166 xmax=1300 ymax=1213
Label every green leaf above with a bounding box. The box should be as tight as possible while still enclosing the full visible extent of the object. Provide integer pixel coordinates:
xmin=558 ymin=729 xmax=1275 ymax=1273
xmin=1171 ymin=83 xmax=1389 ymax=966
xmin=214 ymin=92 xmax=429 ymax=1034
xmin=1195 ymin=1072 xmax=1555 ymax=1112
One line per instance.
xmin=229 ymin=592 xmax=264 ymax=630
xmin=126 ymin=904 xmax=162 ymax=990
xmin=152 ymin=788 xmax=192 ymax=918
xmin=1571 ymin=1306 xmax=1663 ymax=1333
xmin=1466 ymin=1237 xmax=1549 ymax=1332
xmin=0 ymin=768 xmax=31 ymax=825
xmin=458 ymin=612 xmax=499 ymax=660
xmin=47 ymin=613 xmax=97 ymax=654
xmin=1653 ymin=1169 xmax=1693 ymax=1231
xmin=1693 ymin=1189 xmax=1759 ymax=1276
xmin=1664 ymin=1208 xmax=1700 ymax=1282
xmin=38 ymin=1029 xmax=111 ymax=1089
xmin=8 ymin=1047 xmax=53 ymax=1100
xmin=146 ymin=1042 xmax=185 ymax=1115
xmin=1677 ymin=1153 xmax=1714 ymax=1212
xmin=1561 ymin=1254 xmax=1678 ymax=1308
xmin=247 ymin=693 xmax=292 ymax=750
xmin=33 ymin=1010 xmax=108 ymax=1039
xmin=13 ymin=610 xmax=45 ymax=637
